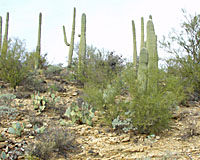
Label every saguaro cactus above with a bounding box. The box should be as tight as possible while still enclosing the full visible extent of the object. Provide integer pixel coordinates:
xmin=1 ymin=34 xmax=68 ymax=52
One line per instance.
xmin=63 ymin=7 xmax=76 ymax=67
xmin=0 ymin=16 xmax=2 ymax=51
xmin=137 ymin=47 xmax=148 ymax=93
xmin=78 ymin=13 xmax=86 ymax=76
xmin=140 ymin=17 xmax=144 ymax=50
xmin=132 ymin=20 xmax=137 ymax=73
xmin=35 ymin=12 xmax=42 ymax=69
xmin=146 ymin=16 xmax=158 ymax=93
xmin=1 ymin=12 xmax=9 ymax=56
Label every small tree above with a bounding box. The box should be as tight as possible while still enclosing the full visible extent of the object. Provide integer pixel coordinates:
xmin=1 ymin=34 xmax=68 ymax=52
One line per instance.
xmin=0 ymin=38 xmax=30 ymax=90
xmin=160 ymin=9 xmax=200 ymax=97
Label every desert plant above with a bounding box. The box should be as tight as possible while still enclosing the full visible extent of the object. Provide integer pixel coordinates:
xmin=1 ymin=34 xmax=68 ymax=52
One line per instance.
xmin=8 ymin=122 xmax=25 ymax=137
xmin=0 ymin=16 xmax=2 ymax=51
xmin=27 ymin=127 xmax=76 ymax=160
xmin=64 ymin=102 xmax=95 ymax=126
xmin=78 ymin=13 xmax=86 ymax=79
xmin=35 ymin=12 xmax=42 ymax=69
xmin=0 ymin=94 xmax=16 ymax=106
xmin=1 ymin=12 xmax=9 ymax=56
xmin=31 ymin=92 xmax=48 ymax=112
xmin=63 ymin=7 xmax=76 ymax=67
xmin=0 ymin=38 xmax=31 ymax=90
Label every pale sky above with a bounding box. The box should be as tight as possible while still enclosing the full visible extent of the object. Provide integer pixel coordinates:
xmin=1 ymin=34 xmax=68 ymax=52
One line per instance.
xmin=0 ymin=0 xmax=199 ymax=65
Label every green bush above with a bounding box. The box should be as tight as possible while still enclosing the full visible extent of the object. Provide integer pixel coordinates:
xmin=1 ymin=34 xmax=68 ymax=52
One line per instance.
xmin=0 ymin=38 xmax=30 ymax=90
xmin=82 ymin=62 xmax=186 ymax=134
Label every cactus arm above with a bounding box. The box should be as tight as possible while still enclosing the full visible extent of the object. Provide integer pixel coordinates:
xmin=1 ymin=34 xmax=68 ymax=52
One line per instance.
xmin=63 ymin=25 xmax=70 ymax=46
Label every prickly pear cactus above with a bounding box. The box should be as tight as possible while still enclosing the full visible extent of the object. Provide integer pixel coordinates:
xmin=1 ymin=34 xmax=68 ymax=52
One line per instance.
xmin=137 ymin=47 xmax=148 ymax=93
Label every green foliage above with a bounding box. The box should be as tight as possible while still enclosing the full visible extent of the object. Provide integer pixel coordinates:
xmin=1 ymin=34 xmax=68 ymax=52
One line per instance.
xmin=0 ymin=105 xmax=18 ymax=120
xmin=0 ymin=38 xmax=32 ymax=89
xmin=8 ymin=122 xmax=25 ymax=137
xmin=0 ymin=151 xmax=7 ymax=160
xmin=64 ymin=102 xmax=95 ymax=126
xmin=0 ymin=94 xmax=16 ymax=106
xmin=44 ymin=64 xmax=63 ymax=78
xmin=160 ymin=10 xmax=200 ymax=98
xmin=31 ymin=92 xmax=60 ymax=112
xmin=33 ymin=125 xmax=45 ymax=134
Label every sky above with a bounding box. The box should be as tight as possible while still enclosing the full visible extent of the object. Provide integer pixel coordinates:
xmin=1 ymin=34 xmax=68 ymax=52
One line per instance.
xmin=0 ymin=0 xmax=199 ymax=65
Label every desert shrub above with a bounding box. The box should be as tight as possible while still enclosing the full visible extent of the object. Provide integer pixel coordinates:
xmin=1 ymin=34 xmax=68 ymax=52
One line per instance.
xmin=160 ymin=10 xmax=200 ymax=99
xmin=0 ymin=38 xmax=31 ymax=90
xmin=27 ymin=126 xmax=76 ymax=160
xmin=82 ymin=62 xmax=186 ymax=134
xmin=44 ymin=63 xmax=63 ymax=78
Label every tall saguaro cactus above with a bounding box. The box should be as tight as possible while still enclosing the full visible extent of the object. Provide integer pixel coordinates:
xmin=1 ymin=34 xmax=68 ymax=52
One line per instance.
xmin=138 ymin=47 xmax=148 ymax=93
xmin=78 ymin=13 xmax=86 ymax=76
xmin=63 ymin=7 xmax=76 ymax=67
xmin=140 ymin=17 xmax=144 ymax=50
xmin=0 ymin=16 xmax=2 ymax=51
xmin=132 ymin=20 xmax=137 ymax=73
xmin=35 ymin=12 xmax=42 ymax=69
xmin=146 ymin=16 xmax=158 ymax=93
xmin=1 ymin=12 xmax=9 ymax=56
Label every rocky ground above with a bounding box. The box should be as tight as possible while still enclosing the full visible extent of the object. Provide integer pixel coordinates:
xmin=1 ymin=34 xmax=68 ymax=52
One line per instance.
xmin=0 ymin=73 xmax=200 ymax=160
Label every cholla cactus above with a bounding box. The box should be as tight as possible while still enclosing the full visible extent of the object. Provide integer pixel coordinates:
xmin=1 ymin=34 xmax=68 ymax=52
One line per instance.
xmin=35 ymin=12 xmax=42 ymax=69
xmin=63 ymin=7 xmax=76 ymax=67
xmin=1 ymin=12 xmax=9 ymax=56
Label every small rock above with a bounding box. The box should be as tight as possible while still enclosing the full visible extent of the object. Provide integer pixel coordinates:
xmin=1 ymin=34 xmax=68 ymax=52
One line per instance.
xmin=28 ymin=136 xmax=34 ymax=139
xmin=26 ymin=124 xmax=33 ymax=128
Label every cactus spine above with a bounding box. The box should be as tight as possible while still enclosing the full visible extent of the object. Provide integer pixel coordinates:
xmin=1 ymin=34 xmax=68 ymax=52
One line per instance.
xmin=63 ymin=7 xmax=76 ymax=67
xmin=35 ymin=12 xmax=42 ymax=69
xmin=140 ymin=17 xmax=144 ymax=50
xmin=138 ymin=48 xmax=148 ymax=93
xmin=78 ymin=13 xmax=86 ymax=76
xmin=1 ymin=12 xmax=9 ymax=56
xmin=132 ymin=20 xmax=137 ymax=73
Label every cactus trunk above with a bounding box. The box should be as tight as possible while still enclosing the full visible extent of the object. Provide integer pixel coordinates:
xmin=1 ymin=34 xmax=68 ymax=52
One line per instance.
xmin=63 ymin=8 xmax=76 ymax=67
xmin=146 ymin=17 xmax=158 ymax=93
xmin=137 ymin=47 xmax=148 ymax=93
xmin=0 ymin=16 xmax=2 ymax=51
xmin=78 ymin=13 xmax=86 ymax=77
xmin=68 ymin=7 xmax=76 ymax=67
xmin=140 ymin=17 xmax=144 ymax=50
xmin=132 ymin=20 xmax=137 ymax=74
xmin=35 ymin=12 xmax=42 ymax=69
xmin=1 ymin=12 xmax=9 ymax=57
